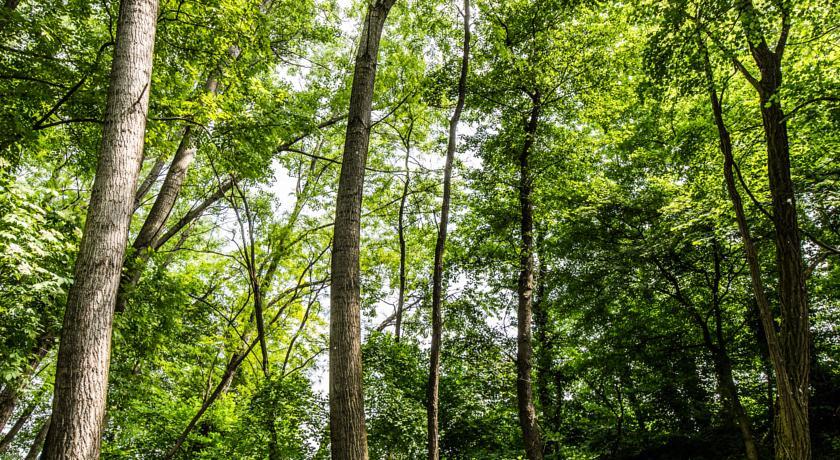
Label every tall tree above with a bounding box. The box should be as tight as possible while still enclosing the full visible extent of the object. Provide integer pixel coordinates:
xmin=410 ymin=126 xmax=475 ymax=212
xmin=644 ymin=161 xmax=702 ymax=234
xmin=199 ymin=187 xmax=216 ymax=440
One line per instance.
xmin=728 ymin=3 xmax=810 ymax=457
xmin=516 ymin=92 xmax=544 ymax=460
xmin=329 ymin=1 xmax=397 ymax=459
xmin=694 ymin=1 xmax=811 ymax=455
xmin=427 ymin=1 xmax=470 ymax=458
xmin=40 ymin=0 xmax=160 ymax=456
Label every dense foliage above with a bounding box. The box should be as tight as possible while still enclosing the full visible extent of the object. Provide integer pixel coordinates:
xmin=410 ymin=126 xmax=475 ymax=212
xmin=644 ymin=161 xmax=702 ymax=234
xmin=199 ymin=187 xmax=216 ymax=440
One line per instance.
xmin=0 ymin=0 xmax=837 ymax=458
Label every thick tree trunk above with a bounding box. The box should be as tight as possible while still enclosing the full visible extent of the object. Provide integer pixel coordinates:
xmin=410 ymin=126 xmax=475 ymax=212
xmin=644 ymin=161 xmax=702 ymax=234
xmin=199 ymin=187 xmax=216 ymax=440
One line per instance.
xmin=754 ymin=64 xmax=810 ymax=460
xmin=329 ymin=2 xmax=395 ymax=459
xmin=40 ymin=0 xmax=159 ymax=457
xmin=516 ymin=95 xmax=544 ymax=460
xmin=427 ymin=2 xmax=469 ymax=458
xmin=730 ymin=3 xmax=811 ymax=457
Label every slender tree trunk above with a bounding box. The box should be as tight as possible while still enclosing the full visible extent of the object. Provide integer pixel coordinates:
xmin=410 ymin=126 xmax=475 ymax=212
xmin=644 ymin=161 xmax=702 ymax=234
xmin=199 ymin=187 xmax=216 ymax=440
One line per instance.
xmin=329 ymin=2 xmax=395 ymax=459
xmin=713 ymin=351 xmax=760 ymax=460
xmin=427 ymin=2 xmax=469 ymax=458
xmin=712 ymin=240 xmax=760 ymax=460
xmin=0 ymin=385 xmax=17 ymax=434
xmin=40 ymin=0 xmax=159 ymax=456
xmin=0 ymin=400 xmax=35 ymax=452
xmin=163 ymin=349 xmax=247 ymax=459
xmin=152 ymin=177 xmax=234 ymax=251
xmin=26 ymin=416 xmax=51 ymax=460
xmin=516 ymin=94 xmax=544 ymax=460
xmin=395 ymin=142 xmax=410 ymax=343
xmin=134 ymin=155 xmax=166 ymax=210
xmin=116 ymin=67 xmax=224 ymax=312
xmin=267 ymin=413 xmax=281 ymax=460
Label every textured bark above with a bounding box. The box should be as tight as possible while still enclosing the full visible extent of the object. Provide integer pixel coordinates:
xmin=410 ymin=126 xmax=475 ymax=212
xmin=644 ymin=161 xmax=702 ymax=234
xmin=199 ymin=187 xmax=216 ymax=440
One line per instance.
xmin=516 ymin=95 xmax=544 ymax=460
xmin=698 ymin=17 xmax=809 ymax=457
xmin=329 ymin=2 xmax=395 ymax=459
xmin=41 ymin=0 xmax=159 ymax=457
xmin=427 ymin=4 xmax=469 ymax=457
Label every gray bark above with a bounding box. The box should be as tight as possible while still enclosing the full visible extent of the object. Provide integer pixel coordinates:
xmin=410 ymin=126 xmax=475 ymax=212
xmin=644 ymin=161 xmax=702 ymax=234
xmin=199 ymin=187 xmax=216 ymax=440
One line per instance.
xmin=41 ymin=0 xmax=159 ymax=456
xmin=329 ymin=2 xmax=396 ymax=459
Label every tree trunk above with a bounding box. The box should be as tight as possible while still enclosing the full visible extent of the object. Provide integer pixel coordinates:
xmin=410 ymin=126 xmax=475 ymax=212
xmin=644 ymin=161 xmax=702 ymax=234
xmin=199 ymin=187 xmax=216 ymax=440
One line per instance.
xmin=267 ymin=413 xmax=281 ymax=460
xmin=0 ymin=384 xmax=17 ymax=434
xmin=133 ymin=155 xmax=166 ymax=210
xmin=329 ymin=2 xmax=395 ymax=459
xmin=395 ymin=143 xmax=409 ymax=343
xmin=116 ymin=65 xmax=225 ymax=313
xmin=0 ymin=400 xmax=35 ymax=452
xmin=427 ymin=2 xmax=469 ymax=458
xmin=26 ymin=416 xmax=51 ymax=460
xmin=41 ymin=0 xmax=159 ymax=456
xmin=516 ymin=94 xmax=544 ymax=460
xmin=152 ymin=177 xmax=234 ymax=251
xmin=533 ymin=232 xmax=555 ymax=454
xmin=752 ymin=53 xmax=810 ymax=460
xmin=698 ymin=16 xmax=809 ymax=457
xmin=714 ymin=352 xmax=760 ymax=460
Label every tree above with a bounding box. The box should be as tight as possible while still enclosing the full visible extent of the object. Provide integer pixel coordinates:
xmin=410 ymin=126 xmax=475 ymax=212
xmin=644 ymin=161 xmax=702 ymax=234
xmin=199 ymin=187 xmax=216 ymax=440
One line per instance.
xmin=329 ymin=1 xmax=397 ymax=458
xmin=426 ymin=1 xmax=470 ymax=458
xmin=40 ymin=0 xmax=160 ymax=457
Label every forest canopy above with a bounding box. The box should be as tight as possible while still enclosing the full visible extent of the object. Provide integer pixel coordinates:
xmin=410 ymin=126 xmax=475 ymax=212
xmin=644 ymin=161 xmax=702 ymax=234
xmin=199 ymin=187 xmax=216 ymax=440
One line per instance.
xmin=0 ymin=0 xmax=838 ymax=459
